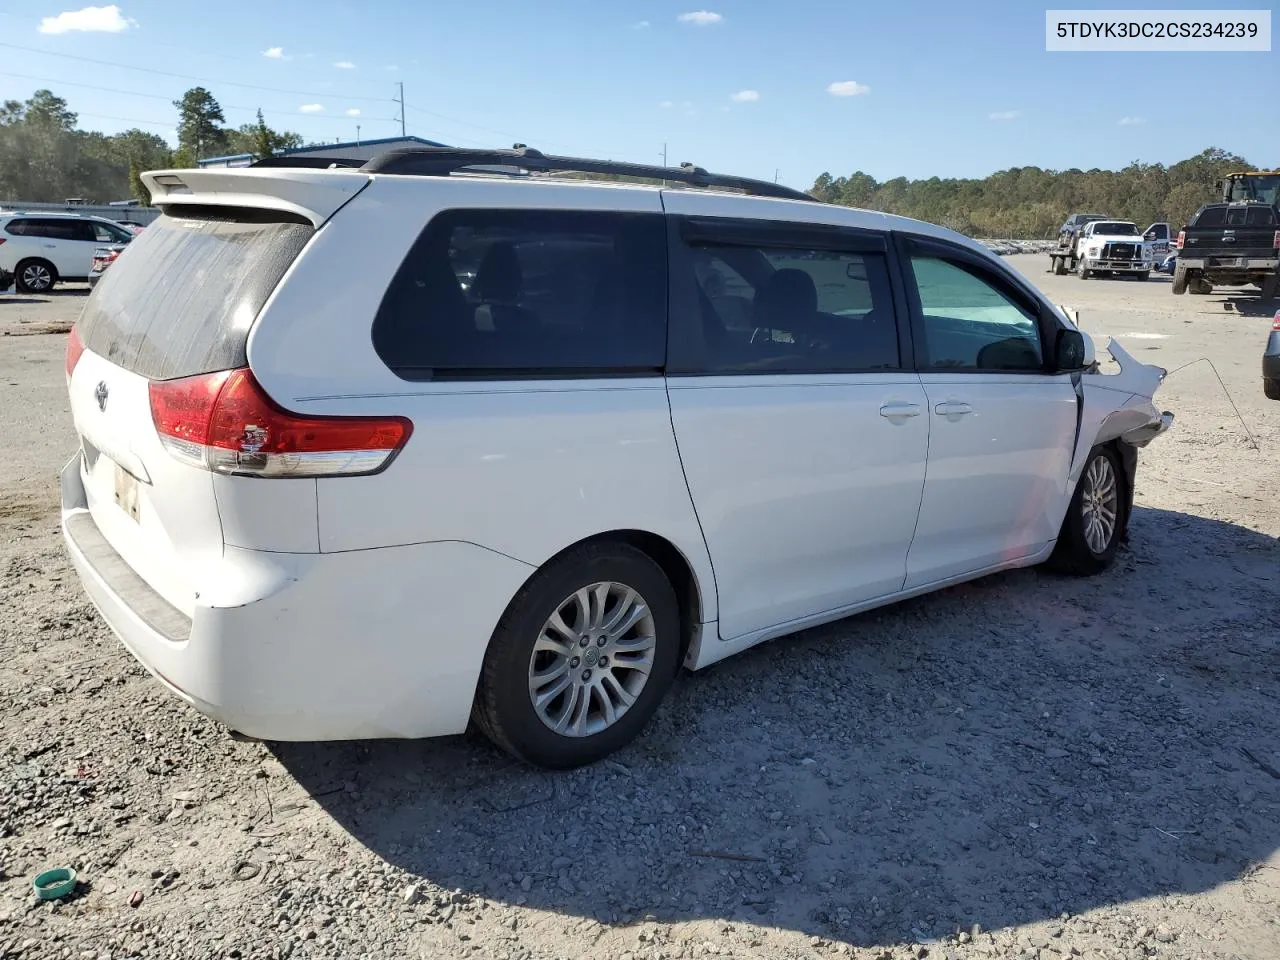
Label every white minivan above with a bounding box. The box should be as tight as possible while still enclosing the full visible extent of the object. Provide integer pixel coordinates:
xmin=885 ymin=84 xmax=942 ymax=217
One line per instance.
xmin=0 ymin=212 xmax=136 ymax=291
xmin=61 ymin=149 xmax=1172 ymax=768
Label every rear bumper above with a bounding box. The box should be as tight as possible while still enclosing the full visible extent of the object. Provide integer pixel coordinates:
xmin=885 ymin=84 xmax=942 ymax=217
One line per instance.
xmin=60 ymin=457 xmax=535 ymax=741
xmin=1179 ymin=257 xmax=1278 ymax=271
xmin=1263 ymin=334 xmax=1280 ymax=379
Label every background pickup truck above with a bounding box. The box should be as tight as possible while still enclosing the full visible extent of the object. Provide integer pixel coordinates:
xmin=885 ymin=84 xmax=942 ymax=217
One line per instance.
xmin=1074 ymin=220 xmax=1152 ymax=280
xmin=1174 ymin=202 xmax=1280 ymax=298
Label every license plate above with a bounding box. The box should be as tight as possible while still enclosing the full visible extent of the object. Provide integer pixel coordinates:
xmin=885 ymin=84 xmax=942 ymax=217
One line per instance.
xmin=113 ymin=462 xmax=139 ymax=523
xmin=1234 ymin=257 xmax=1248 ymax=268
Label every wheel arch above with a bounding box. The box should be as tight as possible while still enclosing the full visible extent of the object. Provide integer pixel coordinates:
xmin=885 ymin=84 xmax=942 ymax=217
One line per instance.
xmin=521 ymin=529 xmax=710 ymax=669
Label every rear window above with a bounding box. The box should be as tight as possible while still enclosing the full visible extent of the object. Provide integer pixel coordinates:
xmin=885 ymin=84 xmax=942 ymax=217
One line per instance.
xmin=1228 ymin=206 xmax=1277 ymax=227
xmin=371 ymin=209 xmax=667 ymax=379
xmin=78 ymin=209 xmax=313 ymax=380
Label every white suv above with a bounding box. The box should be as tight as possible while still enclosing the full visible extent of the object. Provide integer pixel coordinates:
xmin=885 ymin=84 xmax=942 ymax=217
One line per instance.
xmin=61 ymin=149 xmax=1173 ymax=769
xmin=0 ymin=211 xmax=136 ymax=291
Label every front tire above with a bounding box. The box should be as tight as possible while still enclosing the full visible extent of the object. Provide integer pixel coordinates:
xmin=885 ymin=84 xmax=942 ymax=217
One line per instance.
xmin=15 ymin=259 xmax=56 ymax=293
xmin=1078 ymin=262 xmax=1092 ymax=280
xmin=1264 ymin=377 xmax=1280 ymax=401
xmin=1046 ymin=445 xmax=1125 ymax=576
xmin=1135 ymin=271 xmax=1150 ymax=281
xmin=473 ymin=542 xmax=682 ymax=769
xmin=1260 ymin=274 xmax=1279 ymax=300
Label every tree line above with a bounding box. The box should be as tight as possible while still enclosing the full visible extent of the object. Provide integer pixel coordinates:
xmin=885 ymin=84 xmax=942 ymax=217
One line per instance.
xmin=809 ymin=147 xmax=1274 ymax=237
xmin=0 ymin=87 xmax=303 ymax=205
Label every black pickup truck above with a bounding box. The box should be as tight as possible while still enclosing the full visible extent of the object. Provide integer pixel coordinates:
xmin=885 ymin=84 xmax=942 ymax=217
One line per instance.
xmin=1173 ymin=202 xmax=1279 ymax=298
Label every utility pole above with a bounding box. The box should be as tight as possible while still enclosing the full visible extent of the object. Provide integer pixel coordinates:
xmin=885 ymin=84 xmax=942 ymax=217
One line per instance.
xmin=774 ymin=168 xmax=780 ymax=183
xmin=356 ymin=124 xmax=361 ymax=146
xmin=393 ymin=82 xmax=406 ymax=137
xmin=662 ymin=142 xmax=667 ymax=166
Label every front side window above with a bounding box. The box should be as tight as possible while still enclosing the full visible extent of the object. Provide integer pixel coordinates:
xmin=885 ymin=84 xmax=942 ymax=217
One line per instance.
xmin=683 ymin=242 xmax=899 ymax=374
xmin=372 ymin=209 xmax=667 ymax=379
xmin=908 ymin=256 xmax=1044 ymax=371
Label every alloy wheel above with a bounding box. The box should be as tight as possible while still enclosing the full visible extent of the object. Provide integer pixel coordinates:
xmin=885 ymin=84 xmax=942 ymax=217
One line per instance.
xmin=527 ymin=581 xmax=657 ymax=738
xmin=1080 ymin=454 xmax=1119 ymax=554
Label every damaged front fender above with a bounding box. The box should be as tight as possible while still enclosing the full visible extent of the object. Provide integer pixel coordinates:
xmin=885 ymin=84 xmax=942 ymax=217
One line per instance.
xmin=1066 ymin=334 xmax=1175 ymax=494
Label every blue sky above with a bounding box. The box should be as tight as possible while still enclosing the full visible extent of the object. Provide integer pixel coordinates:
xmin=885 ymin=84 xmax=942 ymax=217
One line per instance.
xmin=1 ymin=1 xmax=1276 ymax=188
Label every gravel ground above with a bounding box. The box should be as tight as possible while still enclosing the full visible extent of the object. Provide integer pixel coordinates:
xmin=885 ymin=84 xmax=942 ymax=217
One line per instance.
xmin=1 ymin=264 xmax=1278 ymax=960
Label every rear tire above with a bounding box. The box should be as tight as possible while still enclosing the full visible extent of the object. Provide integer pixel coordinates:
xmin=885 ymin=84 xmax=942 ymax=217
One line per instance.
xmin=1046 ymin=445 xmax=1125 ymax=577
xmin=1171 ymin=264 xmax=1188 ymax=295
xmin=1265 ymin=378 xmax=1280 ymax=401
xmin=1052 ymin=257 xmax=1068 ymax=276
xmin=15 ymin=259 xmax=56 ymax=293
xmin=1190 ymin=276 xmax=1212 ymax=295
xmin=473 ymin=542 xmax=682 ymax=769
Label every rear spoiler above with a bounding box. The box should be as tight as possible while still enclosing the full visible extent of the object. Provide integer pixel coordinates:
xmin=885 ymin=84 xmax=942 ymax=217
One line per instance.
xmin=140 ymin=167 xmax=370 ymax=227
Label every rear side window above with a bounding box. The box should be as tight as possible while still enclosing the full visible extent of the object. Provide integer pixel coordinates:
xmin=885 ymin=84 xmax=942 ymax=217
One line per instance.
xmin=371 ymin=209 xmax=667 ymax=380
xmin=78 ymin=209 xmax=313 ymax=380
xmin=5 ymin=219 xmax=31 ymax=236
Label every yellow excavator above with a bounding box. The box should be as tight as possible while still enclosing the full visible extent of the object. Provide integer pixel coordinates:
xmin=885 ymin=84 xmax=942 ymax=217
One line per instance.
xmin=1220 ymin=171 xmax=1280 ymax=207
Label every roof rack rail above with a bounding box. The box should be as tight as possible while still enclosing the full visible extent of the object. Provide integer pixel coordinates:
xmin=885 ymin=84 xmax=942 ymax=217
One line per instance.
xmin=361 ymin=146 xmax=817 ymax=203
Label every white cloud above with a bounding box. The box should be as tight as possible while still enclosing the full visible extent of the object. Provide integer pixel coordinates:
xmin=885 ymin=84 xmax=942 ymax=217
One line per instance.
xmin=730 ymin=89 xmax=759 ymax=103
xmin=333 ymin=60 xmax=356 ymax=69
xmin=660 ymin=100 xmax=674 ymax=109
xmin=262 ymin=46 xmax=288 ymax=59
xmin=827 ymin=80 xmax=870 ymax=97
xmin=299 ymin=103 xmax=325 ymax=114
xmin=988 ymin=109 xmax=1021 ymax=121
xmin=39 ymin=4 xmax=133 ymax=34
xmin=632 ymin=19 xmax=650 ymax=29
xmin=1118 ymin=115 xmax=1146 ymax=125
xmin=677 ymin=10 xmax=722 ymax=25
xmin=385 ymin=64 xmax=399 ymax=72
xmin=345 ymin=108 xmax=361 ymax=117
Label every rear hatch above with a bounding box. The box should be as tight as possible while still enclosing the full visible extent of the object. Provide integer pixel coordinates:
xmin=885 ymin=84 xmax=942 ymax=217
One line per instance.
xmin=1182 ymin=204 xmax=1278 ymax=260
xmin=68 ymin=208 xmax=316 ymax=615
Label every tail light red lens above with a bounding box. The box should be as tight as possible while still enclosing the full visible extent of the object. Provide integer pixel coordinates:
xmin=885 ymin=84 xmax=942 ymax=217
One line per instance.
xmin=148 ymin=368 xmax=412 ymax=478
xmin=1273 ymin=310 xmax=1280 ymax=332
xmin=1273 ymin=230 xmax=1280 ymax=249
xmin=65 ymin=326 xmax=85 ymax=379
xmin=1175 ymin=230 xmax=1185 ymax=250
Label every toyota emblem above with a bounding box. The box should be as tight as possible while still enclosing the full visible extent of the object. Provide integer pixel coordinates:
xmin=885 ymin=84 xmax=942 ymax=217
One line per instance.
xmin=94 ymin=381 xmax=109 ymax=412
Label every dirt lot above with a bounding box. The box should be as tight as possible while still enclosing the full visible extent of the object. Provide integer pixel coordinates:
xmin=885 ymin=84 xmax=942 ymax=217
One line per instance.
xmin=1 ymin=263 xmax=1278 ymax=960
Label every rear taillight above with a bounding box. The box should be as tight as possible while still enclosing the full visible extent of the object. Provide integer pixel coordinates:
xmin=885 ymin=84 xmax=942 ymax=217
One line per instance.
xmin=1273 ymin=310 xmax=1280 ymax=332
xmin=65 ymin=326 xmax=85 ymax=379
xmin=1273 ymin=230 xmax=1280 ymax=249
xmin=1175 ymin=230 xmax=1185 ymax=250
xmin=148 ymin=368 xmax=412 ymax=478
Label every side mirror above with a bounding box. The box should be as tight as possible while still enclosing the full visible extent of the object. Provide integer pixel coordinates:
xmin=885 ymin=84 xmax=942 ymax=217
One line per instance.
xmin=1053 ymin=328 xmax=1088 ymax=372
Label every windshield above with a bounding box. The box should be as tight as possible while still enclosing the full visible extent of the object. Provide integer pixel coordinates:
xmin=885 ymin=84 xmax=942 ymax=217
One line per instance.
xmin=1225 ymin=174 xmax=1280 ymax=206
xmin=1091 ymin=222 xmax=1139 ymax=236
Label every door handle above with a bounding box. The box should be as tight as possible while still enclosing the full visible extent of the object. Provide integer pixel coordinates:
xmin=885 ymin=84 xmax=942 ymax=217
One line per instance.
xmin=934 ymin=401 xmax=973 ymax=419
xmin=879 ymin=402 xmax=921 ymax=420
